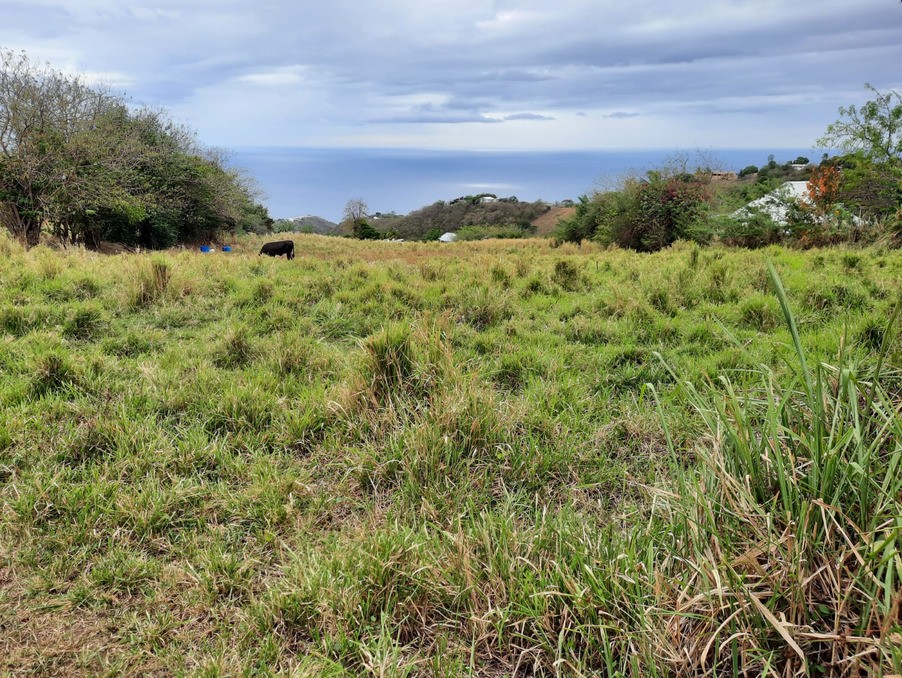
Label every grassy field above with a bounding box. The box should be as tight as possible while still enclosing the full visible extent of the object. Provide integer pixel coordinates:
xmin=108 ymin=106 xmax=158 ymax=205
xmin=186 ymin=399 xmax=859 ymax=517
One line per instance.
xmin=1 ymin=233 xmax=900 ymax=676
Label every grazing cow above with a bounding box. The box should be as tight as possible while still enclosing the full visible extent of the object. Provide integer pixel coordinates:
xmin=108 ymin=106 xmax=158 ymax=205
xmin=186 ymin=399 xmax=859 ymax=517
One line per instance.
xmin=259 ymin=240 xmax=295 ymax=260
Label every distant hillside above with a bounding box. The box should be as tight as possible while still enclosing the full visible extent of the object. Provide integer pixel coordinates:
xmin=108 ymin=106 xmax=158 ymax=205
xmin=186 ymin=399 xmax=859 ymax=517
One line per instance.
xmin=272 ymin=215 xmax=340 ymax=236
xmin=376 ymin=197 xmax=551 ymax=240
xmin=532 ymin=207 xmax=577 ymax=236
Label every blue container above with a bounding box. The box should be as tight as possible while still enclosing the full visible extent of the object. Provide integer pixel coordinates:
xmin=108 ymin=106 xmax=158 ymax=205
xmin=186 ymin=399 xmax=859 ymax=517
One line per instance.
xmin=199 ymin=245 xmax=211 ymax=253
xmin=222 ymin=245 xmax=232 ymax=252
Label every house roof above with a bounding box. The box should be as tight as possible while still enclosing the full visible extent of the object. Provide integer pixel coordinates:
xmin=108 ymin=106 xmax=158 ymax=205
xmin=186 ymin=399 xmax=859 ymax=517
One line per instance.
xmin=732 ymin=181 xmax=809 ymax=224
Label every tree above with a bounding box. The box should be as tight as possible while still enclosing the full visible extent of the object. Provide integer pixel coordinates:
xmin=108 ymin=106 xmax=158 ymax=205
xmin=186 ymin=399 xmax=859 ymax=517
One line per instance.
xmin=352 ymin=220 xmax=381 ymax=240
xmin=0 ymin=48 xmax=270 ymax=248
xmin=343 ymin=198 xmax=369 ymax=223
xmin=805 ymin=165 xmax=841 ymax=209
xmin=0 ymin=49 xmax=125 ymax=247
xmin=818 ymin=84 xmax=902 ymax=167
xmin=817 ymin=85 xmax=902 ymax=220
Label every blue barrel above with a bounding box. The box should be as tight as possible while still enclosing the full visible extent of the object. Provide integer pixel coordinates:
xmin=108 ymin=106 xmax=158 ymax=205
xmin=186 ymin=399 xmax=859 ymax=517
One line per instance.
xmin=199 ymin=245 xmax=211 ymax=253
xmin=222 ymin=245 xmax=232 ymax=252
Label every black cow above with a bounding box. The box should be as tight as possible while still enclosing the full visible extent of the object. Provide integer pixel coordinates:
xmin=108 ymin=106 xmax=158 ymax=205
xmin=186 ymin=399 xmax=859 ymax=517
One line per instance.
xmin=259 ymin=240 xmax=295 ymax=260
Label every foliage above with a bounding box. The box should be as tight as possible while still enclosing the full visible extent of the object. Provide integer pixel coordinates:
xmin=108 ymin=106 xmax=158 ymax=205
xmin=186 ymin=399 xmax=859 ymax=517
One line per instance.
xmin=560 ymin=171 xmax=714 ymax=251
xmin=805 ymin=164 xmax=841 ymax=208
xmin=553 ymin=193 xmax=608 ymax=245
xmin=823 ymin=152 xmax=902 ymax=220
xmin=381 ymin=198 xmax=549 ymax=240
xmin=0 ymin=48 xmax=269 ymax=249
xmin=818 ymin=83 xmax=902 ymax=166
xmin=713 ymin=212 xmax=785 ymax=248
xmin=815 ymin=85 xmax=902 ymax=224
xmin=422 ymin=227 xmax=442 ymax=242
xmin=455 ymin=224 xmax=532 ymax=240
xmin=352 ymin=220 xmax=382 ymax=240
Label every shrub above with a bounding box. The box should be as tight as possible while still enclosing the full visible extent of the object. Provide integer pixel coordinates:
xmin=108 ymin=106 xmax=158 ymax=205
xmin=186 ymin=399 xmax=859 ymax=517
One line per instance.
xmin=553 ymin=194 xmax=603 ymax=245
xmin=714 ymin=212 xmax=784 ymax=248
xmin=422 ymin=227 xmax=442 ymax=242
xmin=590 ymin=172 xmax=714 ymax=252
xmin=352 ymin=221 xmax=381 ymax=240
xmin=455 ymin=224 xmax=529 ymax=240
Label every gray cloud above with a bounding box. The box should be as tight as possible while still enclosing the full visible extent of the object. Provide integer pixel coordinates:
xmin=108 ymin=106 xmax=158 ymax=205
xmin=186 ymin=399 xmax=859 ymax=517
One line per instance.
xmin=369 ymin=113 xmax=504 ymax=124
xmin=3 ymin=1 xmax=900 ymax=149
xmin=504 ymin=113 xmax=554 ymax=121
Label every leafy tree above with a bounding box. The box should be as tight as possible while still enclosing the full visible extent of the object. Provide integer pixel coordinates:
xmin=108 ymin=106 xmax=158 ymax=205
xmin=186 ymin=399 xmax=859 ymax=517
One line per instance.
xmin=818 ymin=84 xmax=902 ymax=167
xmin=738 ymin=165 xmax=759 ymax=178
xmin=816 ymin=85 xmax=902 ymax=220
xmin=0 ymin=48 xmax=269 ymax=249
xmin=824 ymin=152 xmax=902 ymax=219
xmin=0 ymin=49 xmax=127 ymax=247
xmin=554 ymin=195 xmax=603 ymax=245
xmin=593 ymin=172 xmax=713 ymax=251
xmin=805 ymin=165 xmax=841 ymax=210
xmin=352 ymin=220 xmax=381 ymax=240
xmin=556 ymin=171 xmax=714 ymax=251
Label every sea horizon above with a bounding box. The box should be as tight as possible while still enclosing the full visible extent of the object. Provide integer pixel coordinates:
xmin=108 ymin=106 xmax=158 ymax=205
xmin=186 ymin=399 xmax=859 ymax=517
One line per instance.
xmin=230 ymin=146 xmax=828 ymax=223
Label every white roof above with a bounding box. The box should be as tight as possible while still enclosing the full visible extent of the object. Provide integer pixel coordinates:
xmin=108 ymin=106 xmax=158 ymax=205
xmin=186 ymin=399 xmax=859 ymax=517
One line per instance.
xmin=732 ymin=181 xmax=809 ymax=224
xmin=438 ymin=232 xmax=458 ymax=242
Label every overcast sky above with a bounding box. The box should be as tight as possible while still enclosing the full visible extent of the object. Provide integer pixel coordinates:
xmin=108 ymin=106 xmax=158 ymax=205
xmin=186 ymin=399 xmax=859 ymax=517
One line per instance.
xmin=4 ymin=0 xmax=901 ymax=151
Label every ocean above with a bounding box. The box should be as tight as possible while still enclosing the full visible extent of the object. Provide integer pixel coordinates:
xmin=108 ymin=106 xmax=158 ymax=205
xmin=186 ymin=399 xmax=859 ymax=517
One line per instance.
xmin=230 ymin=147 xmax=825 ymax=223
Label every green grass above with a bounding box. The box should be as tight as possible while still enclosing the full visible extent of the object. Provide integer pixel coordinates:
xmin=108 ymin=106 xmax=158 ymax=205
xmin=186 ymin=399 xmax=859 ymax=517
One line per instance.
xmin=0 ymin=232 xmax=901 ymax=675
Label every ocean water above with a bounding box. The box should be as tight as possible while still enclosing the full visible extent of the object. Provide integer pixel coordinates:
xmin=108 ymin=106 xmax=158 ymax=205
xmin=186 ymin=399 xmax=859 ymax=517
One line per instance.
xmin=231 ymin=147 xmax=824 ymax=223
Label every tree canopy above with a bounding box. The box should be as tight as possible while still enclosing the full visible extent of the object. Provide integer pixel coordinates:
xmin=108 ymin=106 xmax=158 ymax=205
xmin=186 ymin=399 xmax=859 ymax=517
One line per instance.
xmin=0 ymin=48 xmax=270 ymax=249
xmin=818 ymin=84 xmax=902 ymax=168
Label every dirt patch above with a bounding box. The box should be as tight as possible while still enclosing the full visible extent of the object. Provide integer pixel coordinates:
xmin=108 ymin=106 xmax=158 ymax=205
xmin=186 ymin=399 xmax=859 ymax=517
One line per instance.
xmin=0 ymin=558 xmax=162 ymax=676
xmin=531 ymin=207 xmax=576 ymax=236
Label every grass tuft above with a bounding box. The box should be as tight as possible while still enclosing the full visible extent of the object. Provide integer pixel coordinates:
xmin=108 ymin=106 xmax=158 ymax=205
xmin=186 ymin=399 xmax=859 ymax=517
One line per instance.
xmin=134 ymin=257 xmax=171 ymax=306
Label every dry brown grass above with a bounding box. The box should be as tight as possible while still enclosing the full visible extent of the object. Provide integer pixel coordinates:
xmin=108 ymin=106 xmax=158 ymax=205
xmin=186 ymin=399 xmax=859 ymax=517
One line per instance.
xmin=532 ymin=207 xmax=577 ymax=236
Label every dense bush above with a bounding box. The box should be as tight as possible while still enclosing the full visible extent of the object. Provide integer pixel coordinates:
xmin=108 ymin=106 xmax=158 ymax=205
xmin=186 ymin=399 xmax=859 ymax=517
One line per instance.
xmin=714 ymin=212 xmax=785 ymax=248
xmin=0 ymin=49 xmax=270 ymax=249
xmin=382 ymin=198 xmax=549 ymax=240
xmin=352 ymin=220 xmax=382 ymax=240
xmin=455 ymin=224 xmax=533 ymax=240
xmin=557 ymin=171 xmax=713 ymax=251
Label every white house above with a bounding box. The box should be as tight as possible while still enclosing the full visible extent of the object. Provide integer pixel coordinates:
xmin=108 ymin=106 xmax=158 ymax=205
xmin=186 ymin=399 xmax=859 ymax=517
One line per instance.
xmin=479 ymin=196 xmax=497 ymax=204
xmin=732 ymin=181 xmax=809 ymax=224
xmin=438 ymin=232 xmax=458 ymax=243
xmin=732 ymin=180 xmax=863 ymax=227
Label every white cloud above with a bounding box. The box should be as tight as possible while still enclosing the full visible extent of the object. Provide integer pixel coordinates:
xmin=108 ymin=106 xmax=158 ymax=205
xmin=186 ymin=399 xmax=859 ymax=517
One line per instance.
xmin=237 ymin=66 xmax=312 ymax=87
